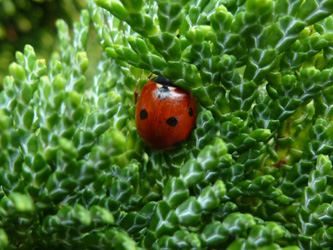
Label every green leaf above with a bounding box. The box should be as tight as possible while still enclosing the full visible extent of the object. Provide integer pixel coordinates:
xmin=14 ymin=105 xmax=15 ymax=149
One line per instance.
xmin=229 ymin=81 xmax=257 ymax=111
xmin=180 ymin=159 xmax=205 ymax=187
xmin=8 ymin=192 xmax=34 ymax=213
xmin=297 ymin=0 xmax=333 ymax=25
xmin=201 ymin=221 xmax=229 ymax=248
xmin=0 ymin=229 xmax=8 ymax=250
xmin=120 ymin=0 xmax=143 ymax=13
xmin=150 ymin=201 xmax=178 ymax=237
xmin=163 ymin=178 xmax=189 ymax=208
xmin=95 ymin=0 xmax=129 ymax=20
xmin=175 ymin=197 xmax=201 ymax=227
xmin=101 ymin=129 xmax=126 ymax=156
xmin=197 ymin=184 xmax=220 ymax=211
xmin=90 ymin=205 xmax=114 ymax=224
xmin=244 ymin=49 xmax=277 ymax=83
xmin=246 ymin=0 xmax=273 ymax=24
xmin=149 ymin=33 xmax=181 ymax=61
xmin=120 ymin=212 xmax=147 ymax=234
xmin=157 ymin=1 xmax=184 ymax=33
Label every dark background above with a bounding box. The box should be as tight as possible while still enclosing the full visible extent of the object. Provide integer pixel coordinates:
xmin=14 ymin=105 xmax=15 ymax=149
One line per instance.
xmin=0 ymin=0 xmax=86 ymax=89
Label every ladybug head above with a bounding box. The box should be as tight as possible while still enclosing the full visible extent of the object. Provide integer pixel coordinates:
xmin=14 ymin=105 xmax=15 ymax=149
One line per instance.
xmin=152 ymin=76 xmax=175 ymax=87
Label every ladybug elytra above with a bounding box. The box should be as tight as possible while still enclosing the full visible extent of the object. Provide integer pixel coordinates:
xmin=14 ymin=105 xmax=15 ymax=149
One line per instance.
xmin=135 ymin=76 xmax=197 ymax=151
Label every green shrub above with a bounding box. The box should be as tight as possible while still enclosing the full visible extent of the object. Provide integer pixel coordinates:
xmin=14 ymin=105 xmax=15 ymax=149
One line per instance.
xmin=1 ymin=0 xmax=333 ymax=249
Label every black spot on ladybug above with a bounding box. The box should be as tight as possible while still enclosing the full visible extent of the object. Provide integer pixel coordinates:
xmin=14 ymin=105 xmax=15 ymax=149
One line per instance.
xmin=156 ymin=86 xmax=171 ymax=100
xmin=140 ymin=109 xmax=148 ymax=120
xmin=174 ymin=140 xmax=184 ymax=147
xmin=189 ymin=108 xmax=193 ymax=117
xmin=166 ymin=117 xmax=178 ymax=127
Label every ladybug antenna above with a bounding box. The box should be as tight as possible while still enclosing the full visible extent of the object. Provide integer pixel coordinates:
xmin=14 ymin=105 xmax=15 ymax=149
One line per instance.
xmin=152 ymin=76 xmax=175 ymax=87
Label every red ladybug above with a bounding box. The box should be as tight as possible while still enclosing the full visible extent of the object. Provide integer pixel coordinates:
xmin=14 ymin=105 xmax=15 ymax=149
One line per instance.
xmin=135 ymin=76 xmax=197 ymax=151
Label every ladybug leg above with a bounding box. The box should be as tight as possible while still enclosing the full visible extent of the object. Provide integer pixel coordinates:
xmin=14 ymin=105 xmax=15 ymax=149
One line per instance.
xmin=134 ymin=72 xmax=145 ymax=104
xmin=134 ymin=82 xmax=139 ymax=104
xmin=134 ymin=73 xmax=153 ymax=104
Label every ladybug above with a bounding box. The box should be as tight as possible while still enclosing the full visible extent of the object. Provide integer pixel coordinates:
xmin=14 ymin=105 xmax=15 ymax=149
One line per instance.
xmin=135 ymin=76 xmax=197 ymax=151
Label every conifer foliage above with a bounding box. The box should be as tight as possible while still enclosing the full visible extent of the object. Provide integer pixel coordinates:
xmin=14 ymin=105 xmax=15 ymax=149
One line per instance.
xmin=1 ymin=0 xmax=333 ymax=249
